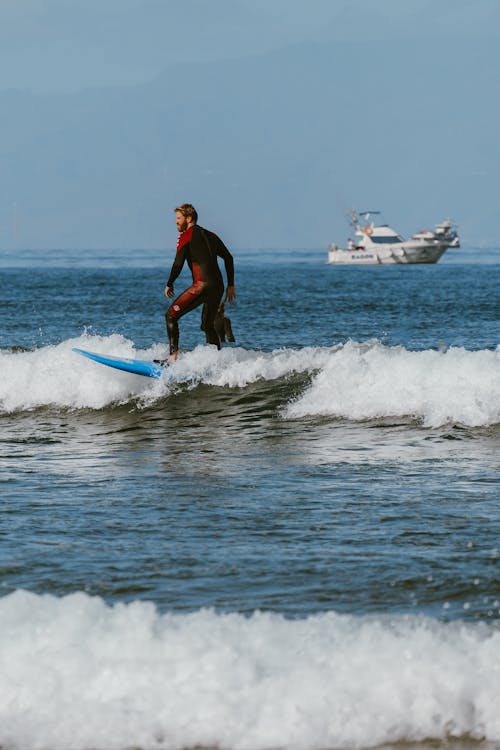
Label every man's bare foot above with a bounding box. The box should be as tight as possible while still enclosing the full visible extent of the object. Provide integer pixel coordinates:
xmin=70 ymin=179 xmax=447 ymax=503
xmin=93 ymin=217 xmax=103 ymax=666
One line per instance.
xmin=154 ymin=352 xmax=178 ymax=365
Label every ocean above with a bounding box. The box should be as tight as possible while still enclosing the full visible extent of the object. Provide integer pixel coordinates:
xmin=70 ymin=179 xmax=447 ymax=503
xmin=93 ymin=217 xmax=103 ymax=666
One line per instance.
xmin=0 ymin=244 xmax=499 ymax=750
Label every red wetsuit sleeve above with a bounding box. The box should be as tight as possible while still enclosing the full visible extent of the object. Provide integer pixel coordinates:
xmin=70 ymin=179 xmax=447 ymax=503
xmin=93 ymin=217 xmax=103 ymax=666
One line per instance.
xmin=167 ymin=227 xmax=193 ymax=287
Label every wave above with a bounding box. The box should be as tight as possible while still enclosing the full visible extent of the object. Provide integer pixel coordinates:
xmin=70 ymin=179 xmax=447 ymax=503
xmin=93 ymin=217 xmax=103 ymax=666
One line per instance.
xmin=0 ymin=335 xmax=498 ymax=427
xmin=0 ymin=590 xmax=499 ymax=750
xmin=285 ymin=340 xmax=500 ymax=428
xmin=0 ymin=333 xmax=328 ymax=413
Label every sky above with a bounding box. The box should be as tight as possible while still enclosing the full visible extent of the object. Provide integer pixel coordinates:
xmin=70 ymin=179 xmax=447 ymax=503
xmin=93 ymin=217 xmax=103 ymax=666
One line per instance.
xmin=0 ymin=0 xmax=499 ymax=249
xmin=1 ymin=0 xmax=498 ymax=93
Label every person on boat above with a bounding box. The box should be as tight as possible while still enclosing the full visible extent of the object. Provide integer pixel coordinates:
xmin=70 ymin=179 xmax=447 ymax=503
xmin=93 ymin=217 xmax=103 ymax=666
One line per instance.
xmin=164 ymin=204 xmax=236 ymax=361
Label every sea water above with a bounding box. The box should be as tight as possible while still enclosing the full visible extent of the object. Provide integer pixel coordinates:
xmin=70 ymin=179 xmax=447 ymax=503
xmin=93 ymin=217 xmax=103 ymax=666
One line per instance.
xmin=0 ymin=245 xmax=499 ymax=750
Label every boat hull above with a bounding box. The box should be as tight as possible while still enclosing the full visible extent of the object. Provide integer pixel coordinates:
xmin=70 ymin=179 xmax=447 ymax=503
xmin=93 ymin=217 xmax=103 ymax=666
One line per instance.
xmin=327 ymin=211 xmax=459 ymax=265
xmin=328 ymin=242 xmax=450 ymax=265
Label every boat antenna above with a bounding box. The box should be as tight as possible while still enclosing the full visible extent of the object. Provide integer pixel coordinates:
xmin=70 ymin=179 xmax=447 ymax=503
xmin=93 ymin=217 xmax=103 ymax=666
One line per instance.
xmin=347 ymin=208 xmax=359 ymax=228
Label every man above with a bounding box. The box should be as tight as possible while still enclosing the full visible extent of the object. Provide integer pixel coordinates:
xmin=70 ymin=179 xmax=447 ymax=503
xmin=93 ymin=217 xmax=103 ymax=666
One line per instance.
xmin=164 ymin=204 xmax=236 ymax=361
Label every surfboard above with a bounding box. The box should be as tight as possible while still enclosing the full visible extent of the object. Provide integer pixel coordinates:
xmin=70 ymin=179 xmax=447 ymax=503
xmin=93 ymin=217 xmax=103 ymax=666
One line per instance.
xmin=73 ymin=348 xmax=166 ymax=379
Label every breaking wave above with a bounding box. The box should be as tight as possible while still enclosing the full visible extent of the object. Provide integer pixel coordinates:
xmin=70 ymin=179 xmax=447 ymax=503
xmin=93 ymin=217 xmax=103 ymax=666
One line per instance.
xmin=0 ymin=335 xmax=498 ymax=427
xmin=1 ymin=590 xmax=499 ymax=750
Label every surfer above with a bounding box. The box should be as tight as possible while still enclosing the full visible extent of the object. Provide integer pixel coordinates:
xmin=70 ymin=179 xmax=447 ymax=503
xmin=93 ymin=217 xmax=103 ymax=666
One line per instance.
xmin=164 ymin=204 xmax=236 ymax=361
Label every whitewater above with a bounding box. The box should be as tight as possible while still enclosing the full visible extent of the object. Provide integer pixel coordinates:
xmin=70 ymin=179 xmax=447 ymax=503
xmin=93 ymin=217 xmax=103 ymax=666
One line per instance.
xmin=1 ymin=334 xmax=499 ymax=428
xmin=1 ymin=590 xmax=500 ymax=750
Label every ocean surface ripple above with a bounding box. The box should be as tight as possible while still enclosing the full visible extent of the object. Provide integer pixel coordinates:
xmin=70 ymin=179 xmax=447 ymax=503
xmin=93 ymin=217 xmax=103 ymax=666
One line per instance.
xmin=1 ymin=249 xmax=499 ymax=750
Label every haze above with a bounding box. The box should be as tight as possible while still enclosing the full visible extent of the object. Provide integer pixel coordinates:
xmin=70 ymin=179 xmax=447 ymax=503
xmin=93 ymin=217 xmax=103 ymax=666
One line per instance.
xmin=0 ymin=0 xmax=499 ymax=249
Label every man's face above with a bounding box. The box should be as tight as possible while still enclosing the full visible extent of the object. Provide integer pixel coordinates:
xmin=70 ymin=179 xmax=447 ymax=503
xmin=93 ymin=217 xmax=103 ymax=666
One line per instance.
xmin=175 ymin=211 xmax=188 ymax=233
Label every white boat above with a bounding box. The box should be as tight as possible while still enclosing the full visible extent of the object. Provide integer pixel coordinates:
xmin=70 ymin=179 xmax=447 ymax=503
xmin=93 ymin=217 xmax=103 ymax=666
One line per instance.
xmin=327 ymin=210 xmax=460 ymax=265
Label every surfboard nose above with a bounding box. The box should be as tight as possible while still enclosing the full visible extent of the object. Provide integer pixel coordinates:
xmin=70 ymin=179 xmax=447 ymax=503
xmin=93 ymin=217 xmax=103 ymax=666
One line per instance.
xmin=72 ymin=348 xmax=165 ymax=379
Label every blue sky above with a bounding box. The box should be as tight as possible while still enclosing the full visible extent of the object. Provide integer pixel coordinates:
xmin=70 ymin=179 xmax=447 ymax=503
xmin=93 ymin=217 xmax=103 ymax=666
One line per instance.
xmin=1 ymin=0 xmax=497 ymax=93
xmin=0 ymin=0 xmax=499 ymax=248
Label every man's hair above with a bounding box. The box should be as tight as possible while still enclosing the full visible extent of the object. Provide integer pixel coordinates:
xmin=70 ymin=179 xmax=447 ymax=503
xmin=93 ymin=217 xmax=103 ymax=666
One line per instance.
xmin=175 ymin=203 xmax=198 ymax=223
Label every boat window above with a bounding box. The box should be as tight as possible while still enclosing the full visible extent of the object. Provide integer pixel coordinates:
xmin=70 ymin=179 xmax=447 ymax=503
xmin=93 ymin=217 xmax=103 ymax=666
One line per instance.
xmin=370 ymin=235 xmax=403 ymax=244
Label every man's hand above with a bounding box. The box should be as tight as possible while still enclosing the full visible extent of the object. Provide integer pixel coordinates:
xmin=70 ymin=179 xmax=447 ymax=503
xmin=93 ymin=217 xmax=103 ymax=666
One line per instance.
xmin=165 ymin=285 xmax=174 ymax=298
xmin=225 ymin=285 xmax=236 ymax=303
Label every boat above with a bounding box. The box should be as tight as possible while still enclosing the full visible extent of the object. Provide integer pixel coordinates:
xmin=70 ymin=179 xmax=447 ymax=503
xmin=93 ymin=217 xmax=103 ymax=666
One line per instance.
xmin=327 ymin=210 xmax=460 ymax=265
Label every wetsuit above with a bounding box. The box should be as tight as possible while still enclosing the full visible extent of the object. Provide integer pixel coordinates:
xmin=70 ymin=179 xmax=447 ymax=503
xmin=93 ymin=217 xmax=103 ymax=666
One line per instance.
xmin=201 ymin=302 xmax=235 ymax=343
xmin=165 ymin=225 xmax=234 ymax=355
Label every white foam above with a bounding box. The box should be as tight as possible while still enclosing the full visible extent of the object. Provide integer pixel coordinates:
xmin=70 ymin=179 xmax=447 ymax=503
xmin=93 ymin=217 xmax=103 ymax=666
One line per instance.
xmin=0 ymin=333 xmax=330 ymax=414
xmin=1 ymin=336 xmax=499 ymax=427
xmin=0 ymin=590 xmax=499 ymax=750
xmin=285 ymin=340 xmax=500 ymax=427
xmin=0 ymin=334 xmax=161 ymax=412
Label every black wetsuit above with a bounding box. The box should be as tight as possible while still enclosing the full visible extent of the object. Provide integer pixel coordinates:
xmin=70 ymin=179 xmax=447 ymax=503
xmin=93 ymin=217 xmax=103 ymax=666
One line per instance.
xmin=201 ymin=303 xmax=235 ymax=343
xmin=165 ymin=225 xmax=234 ymax=355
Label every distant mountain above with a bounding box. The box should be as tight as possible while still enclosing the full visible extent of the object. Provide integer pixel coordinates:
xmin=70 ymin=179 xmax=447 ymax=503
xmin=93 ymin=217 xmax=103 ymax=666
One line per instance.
xmin=0 ymin=39 xmax=498 ymax=249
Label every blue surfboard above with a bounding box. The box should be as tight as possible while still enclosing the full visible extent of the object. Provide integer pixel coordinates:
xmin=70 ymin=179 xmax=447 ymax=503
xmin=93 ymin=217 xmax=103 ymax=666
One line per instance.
xmin=73 ymin=348 xmax=166 ymax=379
